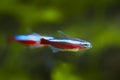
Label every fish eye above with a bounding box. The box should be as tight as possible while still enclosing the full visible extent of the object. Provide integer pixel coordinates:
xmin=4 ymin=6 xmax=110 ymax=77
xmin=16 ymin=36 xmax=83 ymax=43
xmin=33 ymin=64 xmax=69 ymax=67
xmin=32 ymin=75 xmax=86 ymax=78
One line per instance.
xmin=84 ymin=44 xmax=88 ymax=46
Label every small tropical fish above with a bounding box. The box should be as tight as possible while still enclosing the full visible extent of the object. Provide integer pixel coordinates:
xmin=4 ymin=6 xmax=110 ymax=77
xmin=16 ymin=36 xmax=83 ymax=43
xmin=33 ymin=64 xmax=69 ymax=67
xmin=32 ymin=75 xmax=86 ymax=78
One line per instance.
xmin=7 ymin=33 xmax=54 ymax=48
xmin=41 ymin=38 xmax=92 ymax=53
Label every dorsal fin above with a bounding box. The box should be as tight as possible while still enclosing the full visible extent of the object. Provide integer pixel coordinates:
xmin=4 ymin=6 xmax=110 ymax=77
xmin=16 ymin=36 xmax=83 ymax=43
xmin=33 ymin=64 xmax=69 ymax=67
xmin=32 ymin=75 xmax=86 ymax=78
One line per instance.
xmin=57 ymin=30 xmax=70 ymax=38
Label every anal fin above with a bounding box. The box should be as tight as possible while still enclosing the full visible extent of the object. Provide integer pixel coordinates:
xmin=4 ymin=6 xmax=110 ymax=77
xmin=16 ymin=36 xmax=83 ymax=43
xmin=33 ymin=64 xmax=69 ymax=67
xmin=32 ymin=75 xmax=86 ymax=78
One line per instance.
xmin=49 ymin=45 xmax=59 ymax=53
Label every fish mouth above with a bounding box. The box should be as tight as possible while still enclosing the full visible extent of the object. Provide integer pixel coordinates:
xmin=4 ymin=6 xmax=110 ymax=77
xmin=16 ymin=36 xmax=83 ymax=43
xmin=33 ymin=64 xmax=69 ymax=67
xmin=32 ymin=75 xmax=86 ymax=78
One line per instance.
xmin=89 ymin=44 xmax=92 ymax=48
xmin=87 ymin=44 xmax=92 ymax=49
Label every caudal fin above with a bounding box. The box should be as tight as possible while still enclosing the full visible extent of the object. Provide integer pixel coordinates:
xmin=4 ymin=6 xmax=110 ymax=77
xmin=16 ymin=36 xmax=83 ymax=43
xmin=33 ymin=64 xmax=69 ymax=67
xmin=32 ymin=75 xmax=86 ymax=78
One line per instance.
xmin=40 ymin=38 xmax=51 ymax=45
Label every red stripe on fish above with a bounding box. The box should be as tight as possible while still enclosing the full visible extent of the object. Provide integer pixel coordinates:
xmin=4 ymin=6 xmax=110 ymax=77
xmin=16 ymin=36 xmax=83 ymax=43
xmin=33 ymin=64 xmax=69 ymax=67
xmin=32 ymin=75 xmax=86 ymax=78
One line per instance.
xmin=18 ymin=40 xmax=36 ymax=45
xmin=7 ymin=37 xmax=36 ymax=45
xmin=40 ymin=38 xmax=84 ymax=49
xmin=50 ymin=42 xmax=84 ymax=49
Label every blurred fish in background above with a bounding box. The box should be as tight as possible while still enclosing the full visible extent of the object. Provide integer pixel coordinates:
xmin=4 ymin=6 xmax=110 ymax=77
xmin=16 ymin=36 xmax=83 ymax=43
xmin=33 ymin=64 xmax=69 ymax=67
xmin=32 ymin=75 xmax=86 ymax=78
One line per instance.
xmin=7 ymin=33 xmax=54 ymax=48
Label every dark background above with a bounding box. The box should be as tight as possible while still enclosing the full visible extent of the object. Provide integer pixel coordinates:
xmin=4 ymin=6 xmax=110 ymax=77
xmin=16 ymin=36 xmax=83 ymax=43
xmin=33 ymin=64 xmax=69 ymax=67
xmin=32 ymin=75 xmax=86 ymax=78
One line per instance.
xmin=0 ymin=0 xmax=120 ymax=80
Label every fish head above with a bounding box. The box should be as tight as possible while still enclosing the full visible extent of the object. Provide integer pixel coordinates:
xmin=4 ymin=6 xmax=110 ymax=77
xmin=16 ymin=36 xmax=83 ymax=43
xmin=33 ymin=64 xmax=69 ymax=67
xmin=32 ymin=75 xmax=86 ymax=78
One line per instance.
xmin=80 ymin=41 xmax=92 ymax=49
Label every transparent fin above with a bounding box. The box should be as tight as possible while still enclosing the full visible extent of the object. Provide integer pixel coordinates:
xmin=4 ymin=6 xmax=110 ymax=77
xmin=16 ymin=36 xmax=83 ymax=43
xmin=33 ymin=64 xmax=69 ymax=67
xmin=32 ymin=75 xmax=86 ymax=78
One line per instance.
xmin=57 ymin=30 xmax=70 ymax=38
xmin=49 ymin=45 xmax=59 ymax=53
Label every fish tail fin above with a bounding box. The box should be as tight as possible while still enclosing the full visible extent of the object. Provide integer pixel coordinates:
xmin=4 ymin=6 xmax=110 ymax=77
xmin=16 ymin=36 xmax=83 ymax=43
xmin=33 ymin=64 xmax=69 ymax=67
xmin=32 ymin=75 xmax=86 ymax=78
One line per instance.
xmin=40 ymin=38 xmax=51 ymax=45
xmin=7 ymin=37 xmax=15 ymax=43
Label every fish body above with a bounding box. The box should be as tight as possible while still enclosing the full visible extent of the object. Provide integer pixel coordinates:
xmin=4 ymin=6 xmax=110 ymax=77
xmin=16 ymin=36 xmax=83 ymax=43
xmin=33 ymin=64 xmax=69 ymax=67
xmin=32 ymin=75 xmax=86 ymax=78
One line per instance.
xmin=8 ymin=33 xmax=54 ymax=47
xmin=41 ymin=38 xmax=92 ymax=53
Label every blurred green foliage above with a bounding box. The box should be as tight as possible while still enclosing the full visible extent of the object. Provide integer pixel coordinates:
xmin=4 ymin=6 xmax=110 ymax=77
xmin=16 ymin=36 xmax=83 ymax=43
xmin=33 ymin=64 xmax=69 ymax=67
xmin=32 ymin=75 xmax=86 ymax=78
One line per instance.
xmin=0 ymin=0 xmax=120 ymax=80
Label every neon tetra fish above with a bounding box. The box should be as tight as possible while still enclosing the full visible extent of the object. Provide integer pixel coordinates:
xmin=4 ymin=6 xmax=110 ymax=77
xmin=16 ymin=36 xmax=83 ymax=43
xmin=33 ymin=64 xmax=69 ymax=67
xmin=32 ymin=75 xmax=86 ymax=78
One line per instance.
xmin=7 ymin=33 xmax=54 ymax=48
xmin=41 ymin=38 xmax=92 ymax=53
xmin=40 ymin=31 xmax=92 ymax=53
